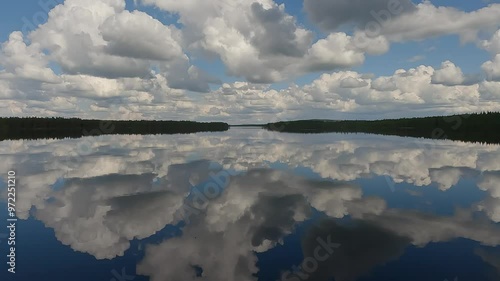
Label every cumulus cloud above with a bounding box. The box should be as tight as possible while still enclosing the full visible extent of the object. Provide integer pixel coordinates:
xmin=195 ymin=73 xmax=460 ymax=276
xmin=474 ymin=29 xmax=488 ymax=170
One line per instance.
xmin=480 ymin=30 xmax=500 ymax=82
xmin=374 ymin=2 xmax=500 ymax=43
xmin=0 ymin=0 xmax=499 ymax=120
xmin=28 ymin=0 xmax=151 ymax=79
xmin=479 ymin=80 xmax=500 ymax=100
xmin=0 ymin=31 xmax=59 ymax=83
xmin=249 ymin=2 xmax=313 ymax=58
xmin=138 ymin=0 xmax=371 ymax=83
xmin=483 ymin=54 xmax=500 ymax=81
xmin=199 ymin=65 xmax=492 ymax=122
xmin=480 ymin=29 xmax=500 ymax=55
xmin=305 ymin=0 xmax=500 ymax=45
xmin=304 ymin=33 xmax=366 ymax=72
xmin=431 ymin=61 xmax=465 ymax=86
xmin=0 ymin=0 xmax=217 ymax=104
xmin=100 ymin=10 xmax=183 ymax=61
xmin=340 ymin=76 xmax=369 ymax=88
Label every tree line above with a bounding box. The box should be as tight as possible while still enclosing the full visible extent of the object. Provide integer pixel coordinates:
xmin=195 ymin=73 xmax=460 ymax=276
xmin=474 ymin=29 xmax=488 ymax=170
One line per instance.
xmin=263 ymin=112 xmax=500 ymax=144
xmin=0 ymin=117 xmax=229 ymax=141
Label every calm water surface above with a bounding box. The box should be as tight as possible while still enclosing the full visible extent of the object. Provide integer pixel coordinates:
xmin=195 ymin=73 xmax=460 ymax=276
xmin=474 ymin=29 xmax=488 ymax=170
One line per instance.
xmin=1 ymin=128 xmax=500 ymax=281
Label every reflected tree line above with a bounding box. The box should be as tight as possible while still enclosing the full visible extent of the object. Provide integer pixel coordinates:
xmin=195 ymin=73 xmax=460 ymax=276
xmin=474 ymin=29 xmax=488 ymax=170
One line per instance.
xmin=2 ymin=112 xmax=499 ymax=143
xmin=0 ymin=117 xmax=230 ymax=141
xmin=264 ymin=112 xmax=500 ymax=144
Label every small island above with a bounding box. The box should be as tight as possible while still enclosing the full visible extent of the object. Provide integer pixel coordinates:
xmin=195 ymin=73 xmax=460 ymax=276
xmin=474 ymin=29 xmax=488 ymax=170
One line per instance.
xmin=0 ymin=117 xmax=230 ymax=141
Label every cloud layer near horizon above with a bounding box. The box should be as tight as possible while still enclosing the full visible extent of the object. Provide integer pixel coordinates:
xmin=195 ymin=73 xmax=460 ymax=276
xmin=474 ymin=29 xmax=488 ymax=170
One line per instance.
xmin=0 ymin=0 xmax=500 ymax=121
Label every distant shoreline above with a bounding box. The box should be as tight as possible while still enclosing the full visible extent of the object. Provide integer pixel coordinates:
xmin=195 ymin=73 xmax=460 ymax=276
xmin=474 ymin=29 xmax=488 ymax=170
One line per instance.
xmin=0 ymin=117 xmax=229 ymax=141
xmin=2 ymin=113 xmax=499 ymax=144
xmin=263 ymin=112 xmax=500 ymax=144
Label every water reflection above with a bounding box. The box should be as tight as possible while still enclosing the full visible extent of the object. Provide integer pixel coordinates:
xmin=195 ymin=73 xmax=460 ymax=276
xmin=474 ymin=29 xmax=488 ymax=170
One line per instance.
xmin=1 ymin=129 xmax=500 ymax=280
xmin=297 ymin=219 xmax=410 ymax=281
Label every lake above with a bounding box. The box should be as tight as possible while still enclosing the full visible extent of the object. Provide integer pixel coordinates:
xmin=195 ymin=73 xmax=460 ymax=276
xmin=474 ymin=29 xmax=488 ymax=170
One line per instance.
xmin=1 ymin=128 xmax=499 ymax=281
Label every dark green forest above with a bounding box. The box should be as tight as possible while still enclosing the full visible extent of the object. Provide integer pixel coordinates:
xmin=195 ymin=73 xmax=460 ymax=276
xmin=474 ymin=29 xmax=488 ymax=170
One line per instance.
xmin=2 ymin=112 xmax=499 ymax=143
xmin=264 ymin=112 xmax=500 ymax=144
xmin=0 ymin=117 xmax=229 ymax=141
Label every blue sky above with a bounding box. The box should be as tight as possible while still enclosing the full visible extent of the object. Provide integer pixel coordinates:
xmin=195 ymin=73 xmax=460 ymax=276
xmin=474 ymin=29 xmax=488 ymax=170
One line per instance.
xmin=0 ymin=0 xmax=499 ymax=121
xmin=1 ymin=0 xmax=490 ymax=79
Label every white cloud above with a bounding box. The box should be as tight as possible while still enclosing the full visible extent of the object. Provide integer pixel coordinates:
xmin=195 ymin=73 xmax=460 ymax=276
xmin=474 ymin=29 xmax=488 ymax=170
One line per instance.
xmin=483 ymin=54 xmax=500 ymax=81
xmin=431 ymin=61 xmax=465 ymax=86
xmin=0 ymin=32 xmax=59 ymax=83
xmin=28 ymin=0 xmax=151 ymax=79
xmin=304 ymin=33 xmax=366 ymax=72
xmin=376 ymin=2 xmax=500 ymax=43
xmin=480 ymin=29 xmax=500 ymax=82
xmin=480 ymin=29 xmax=500 ymax=55
xmin=100 ymin=10 xmax=183 ymax=61
xmin=139 ymin=0 xmax=370 ymax=83
xmin=305 ymin=0 xmax=500 ymax=44
xmin=0 ymin=0 xmax=499 ymax=120
xmin=340 ymin=77 xmax=369 ymax=88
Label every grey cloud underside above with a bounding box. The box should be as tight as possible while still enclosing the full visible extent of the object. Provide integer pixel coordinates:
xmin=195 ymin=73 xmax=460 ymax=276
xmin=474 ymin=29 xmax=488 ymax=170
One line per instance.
xmin=340 ymin=77 xmax=369 ymax=88
xmin=103 ymin=42 xmax=176 ymax=62
xmin=62 ymin=61 xmax=151 ymax=79
xmin=431 ymin=74 xmax=484 ymax=86
xmin=53 ymin=35 xmax=152 ymax=79
xmin=100 ymin=11 xmax=183 ymax=61
xmin=304 ymin=0 xmax=416 ymax=31
xmin=166 ymin=64 xmax=222 ymax=93
xmin=251 ymin=2 xmax=312 ymax=58
xmin=461 ymin=74 xmax=485 ymax=86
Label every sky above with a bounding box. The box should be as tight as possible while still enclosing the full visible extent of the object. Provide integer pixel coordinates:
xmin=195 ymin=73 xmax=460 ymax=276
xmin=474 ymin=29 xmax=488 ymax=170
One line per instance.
xmin=0 ymin=0 xmax=499 ymax=122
